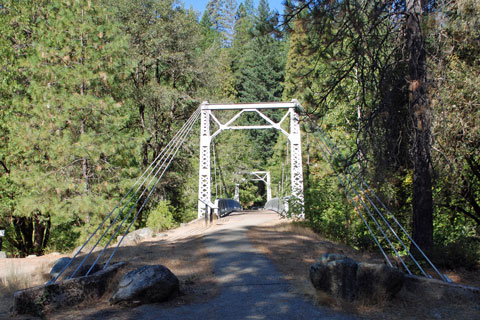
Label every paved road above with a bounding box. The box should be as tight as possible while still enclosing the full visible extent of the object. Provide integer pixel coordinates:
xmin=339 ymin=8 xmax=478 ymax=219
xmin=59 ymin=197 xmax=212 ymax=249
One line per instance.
xmin=118 ymin=211 xmax=356 ymax=320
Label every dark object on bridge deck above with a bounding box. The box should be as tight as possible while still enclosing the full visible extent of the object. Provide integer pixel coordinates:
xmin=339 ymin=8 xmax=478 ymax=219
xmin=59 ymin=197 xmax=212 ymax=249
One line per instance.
xmin=110 ymin=264 xmax=179 ymax=305
xmin=310 ymin=253 xmax=404 ymax=304
xmin=14 ymin=262 xmax=126 ymax=317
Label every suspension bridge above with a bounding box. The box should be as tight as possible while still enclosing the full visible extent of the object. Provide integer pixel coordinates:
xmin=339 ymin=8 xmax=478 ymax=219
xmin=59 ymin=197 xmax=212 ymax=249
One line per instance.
xmin=48 ymin=100 xmax=448 ymax=290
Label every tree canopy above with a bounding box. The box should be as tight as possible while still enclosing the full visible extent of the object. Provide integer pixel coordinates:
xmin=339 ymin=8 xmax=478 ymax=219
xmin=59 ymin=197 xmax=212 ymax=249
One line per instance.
xmin=0 ymin=0 xmax=478 ymax=270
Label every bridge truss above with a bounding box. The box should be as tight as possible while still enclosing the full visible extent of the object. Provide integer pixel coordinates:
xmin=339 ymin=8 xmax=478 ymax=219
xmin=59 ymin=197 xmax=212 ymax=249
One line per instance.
xmin=198 ymin=101 xmax=304 ymax=218
xmin=233 ymin=171 xmax=272 ymax=203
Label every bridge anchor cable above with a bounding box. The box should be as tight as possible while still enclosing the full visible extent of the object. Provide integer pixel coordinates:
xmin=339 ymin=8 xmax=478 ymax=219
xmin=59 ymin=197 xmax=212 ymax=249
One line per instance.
xmin=304 ymin=117 xmax=446 ymax=281
xmin=49 ymin=107 xmax=201 ymax=283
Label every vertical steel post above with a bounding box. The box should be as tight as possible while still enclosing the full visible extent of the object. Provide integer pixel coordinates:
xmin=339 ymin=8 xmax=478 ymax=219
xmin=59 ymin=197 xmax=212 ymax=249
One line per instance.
xmin=289 ymin=104 xmax=305 ymax=217
xmin=204 ymin=204 xmax=208 ymax=225
xmin=198 ymin=102 xmax=211 ymax=218
xmin=266 ymin=172 xmax=272 ymax=202
xmin=234 ymin=183 xmax=240 ymax=202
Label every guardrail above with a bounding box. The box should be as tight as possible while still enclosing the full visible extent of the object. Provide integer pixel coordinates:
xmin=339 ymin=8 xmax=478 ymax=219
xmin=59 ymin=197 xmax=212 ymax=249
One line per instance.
xmin=215 ymin=198 xmax=242 ymax=217
xmin=264 ymin=197 xmax=288 ymax=215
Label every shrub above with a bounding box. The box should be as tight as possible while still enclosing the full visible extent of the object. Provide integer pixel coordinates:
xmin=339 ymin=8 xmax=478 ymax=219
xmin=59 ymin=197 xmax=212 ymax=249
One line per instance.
xmin=432 ymin=237 xmax=480 ymax=270
xmin=146 ymin=201 xmax=175 ymax=232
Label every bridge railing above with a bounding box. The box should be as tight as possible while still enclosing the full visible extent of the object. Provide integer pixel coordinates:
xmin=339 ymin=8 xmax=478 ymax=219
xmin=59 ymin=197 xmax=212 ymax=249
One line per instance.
xmin=264 ymin=197 xmax=288 ymax=216
xmin=215 ymin=198 xmax=242 ymax=217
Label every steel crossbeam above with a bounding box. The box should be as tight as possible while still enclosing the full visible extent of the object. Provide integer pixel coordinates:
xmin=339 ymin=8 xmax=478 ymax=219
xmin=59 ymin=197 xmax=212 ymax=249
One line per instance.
xmin=198 ymin=100 xmax=304 ymax=218
xmin=250 ymin=171 xmax=272 ymax=202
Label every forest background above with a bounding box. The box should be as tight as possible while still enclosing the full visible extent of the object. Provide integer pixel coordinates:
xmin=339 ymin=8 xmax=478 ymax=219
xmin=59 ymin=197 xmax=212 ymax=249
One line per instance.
xmin=0 ymin=0 xmax=478 ymax=272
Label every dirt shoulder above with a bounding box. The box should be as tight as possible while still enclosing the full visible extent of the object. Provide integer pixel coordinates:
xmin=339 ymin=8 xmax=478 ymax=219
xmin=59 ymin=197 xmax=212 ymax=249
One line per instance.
xmin=248 ymin=220 xmax=480 ymax=320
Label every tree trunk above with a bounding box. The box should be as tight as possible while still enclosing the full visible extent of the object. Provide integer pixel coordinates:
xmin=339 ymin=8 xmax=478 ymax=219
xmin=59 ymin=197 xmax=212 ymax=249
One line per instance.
xmin=80 ymin=8 xmax=88 ymax=192
xmin=406 ymin=0 xmax=433 ymax=253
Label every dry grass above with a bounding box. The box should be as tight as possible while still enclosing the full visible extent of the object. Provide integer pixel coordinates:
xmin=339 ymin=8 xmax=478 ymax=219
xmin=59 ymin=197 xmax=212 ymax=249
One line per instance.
xmin=248 ymin=221 xmax=480 ymax=320
xmin=1 ymin=220 xmax=217 ymax=319
xmin=0 ymin=260 xmax=53 ymax=316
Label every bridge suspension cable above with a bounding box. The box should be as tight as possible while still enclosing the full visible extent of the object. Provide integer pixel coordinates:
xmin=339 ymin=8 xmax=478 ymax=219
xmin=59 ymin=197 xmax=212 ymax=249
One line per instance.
xmin=49 ymin=107 xmax=201 ymax=284
xmin=304 ymin=118 xmax=447 ymax=281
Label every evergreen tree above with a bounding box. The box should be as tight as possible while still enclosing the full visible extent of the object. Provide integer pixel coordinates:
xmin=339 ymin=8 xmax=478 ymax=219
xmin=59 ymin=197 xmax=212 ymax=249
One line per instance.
xmin=206 ymin=0 xmax=238 ymax=46
xmin=111 ymin=0 xmax=209 ymax=222
xmin=230 ymin=0 xmax=287 ymax=164
xmin=0 ymin=0 xmax=136 ymax=256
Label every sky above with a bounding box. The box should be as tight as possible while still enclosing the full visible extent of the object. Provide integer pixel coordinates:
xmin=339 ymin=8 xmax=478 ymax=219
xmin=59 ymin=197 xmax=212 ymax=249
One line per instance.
xmin=181 ymin=0 xmax=286 ymax=17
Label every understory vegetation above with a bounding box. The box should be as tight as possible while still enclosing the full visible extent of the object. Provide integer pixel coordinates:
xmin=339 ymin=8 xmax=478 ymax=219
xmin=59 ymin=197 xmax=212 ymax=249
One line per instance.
xmin=0 ymin=0 xmax=478 ymax=271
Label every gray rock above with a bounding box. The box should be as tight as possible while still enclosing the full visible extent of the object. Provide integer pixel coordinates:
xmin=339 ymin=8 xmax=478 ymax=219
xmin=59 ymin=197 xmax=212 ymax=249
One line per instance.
xmin=117 ymin=227 xmax=153 ymax=247
xmin=26 ymin=254 xmax=37 ymax=258
xmin=14 ymin=262 xmax=126 ymax=317
xmin=310 ymin=253 xmax=404 ymax=303
xmin=356 ymin=262 xmax=404 ymax=303
xmin=70 ymin=263 xmax=103 ymax=278
xmin=310 ymin=253 xmax=358 ymax=301
xmin=110 ymin=265 xmax=179 ymax=305
xmin=0 ymin=251 xmax=6 ymax=259
xmin=403 ymin=273 xmax=480 ymax=302
xmin=50 ymin=257 xmax=72 ymax=279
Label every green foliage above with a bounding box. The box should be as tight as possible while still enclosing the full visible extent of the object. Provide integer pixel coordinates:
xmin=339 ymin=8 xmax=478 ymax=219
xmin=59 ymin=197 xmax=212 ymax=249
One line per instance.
xmin=432 ymin=237 xmax=480 ymax=270
xmin=1 ymin=0 xmax=477 ymax=272
xmin=146 ymin=201 xmax=176 ymax=232
xmin=239 ymin=181 xmax=261 ymax=208
xmin=0 ymin=0 xmax=137 ymax=256
xmin=426 ymin=0 xmax=480 ymax=239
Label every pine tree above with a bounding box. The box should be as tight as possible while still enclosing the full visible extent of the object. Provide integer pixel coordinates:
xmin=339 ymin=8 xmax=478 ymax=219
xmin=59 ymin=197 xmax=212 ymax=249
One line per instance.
xmin=206 ymin=0 xmax=238 ymax=46
xmin=0 ymin=0 xmax=136 ymax=256
xmin=231 ymin=0 xmax=287 ymax=164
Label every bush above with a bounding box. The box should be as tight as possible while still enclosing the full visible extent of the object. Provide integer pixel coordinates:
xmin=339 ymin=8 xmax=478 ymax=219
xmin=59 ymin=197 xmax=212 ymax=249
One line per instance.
xmin=146 ymin=201 xmax=175 ymax=232
xmin=432 ymin=237 xmax=480 ymax=270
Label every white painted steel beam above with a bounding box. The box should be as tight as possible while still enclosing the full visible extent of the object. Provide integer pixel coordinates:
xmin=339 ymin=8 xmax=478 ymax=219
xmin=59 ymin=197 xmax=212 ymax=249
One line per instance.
xmin=198 ymin=103 xmax=212 ymax=218
xmin=289 ymin=108 xmax=305 ymax=218
xmin=251 ymin=171 xmax=272 ymax=202
xmin=204 ymin=102 xmax=296 ymax=110
xmin=198 ymin=100 xmax=305 ymax=218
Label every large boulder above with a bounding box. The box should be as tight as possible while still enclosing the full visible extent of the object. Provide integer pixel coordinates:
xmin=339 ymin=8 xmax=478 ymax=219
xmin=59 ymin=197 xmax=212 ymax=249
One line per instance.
xmin=310 ymin=254 xmax=358 ymax=301
xmin=50 ymin=257 xmax=72 ymax=279
xmin=49 ymin=257 xmax=102 ymax=280
xmin=14 ymin=262 xmax=126 ymax=317
xmin=110 ymin=265 xmax=179 ymax=305
xmin=117 ymin=227 xmax=153 ymax=247
xmin=310 ymin=253 xmax=404 ymax=303
xmin=356 ymin=262 xmax=404 ymax=303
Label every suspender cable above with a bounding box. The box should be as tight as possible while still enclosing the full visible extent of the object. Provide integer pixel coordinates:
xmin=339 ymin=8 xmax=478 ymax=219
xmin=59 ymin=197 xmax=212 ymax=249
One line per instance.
xmin=101 ymin=109 xmax=200 ymax=271
xmin=312 ymin=125 xmax=431 ymax=278
xmin=305 ymin=118 xmax=446 ymax=281
xmin=313 ymin=130 xmax=412 ymax=270
xmin=310 ymin=131 xmax=393 ymax=266
xmin=49 ymin=107 xmax=200 ymax=283
xmin=82 ymin=109 xmax=200 ymax=276
xmin=314 ymin=126 xmax=444 ymax=280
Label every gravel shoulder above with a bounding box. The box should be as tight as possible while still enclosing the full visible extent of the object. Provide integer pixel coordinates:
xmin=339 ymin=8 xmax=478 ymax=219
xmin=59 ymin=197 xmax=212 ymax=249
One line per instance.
xmin=248 ymin=219 xmax=480 ymax=320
